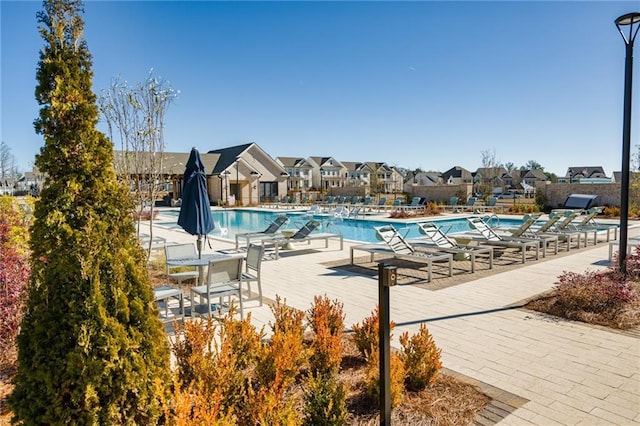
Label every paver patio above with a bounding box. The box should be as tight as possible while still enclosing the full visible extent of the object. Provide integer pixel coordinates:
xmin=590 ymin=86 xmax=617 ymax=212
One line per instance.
xmin=148 ymin=210 xmax=640 ymax=425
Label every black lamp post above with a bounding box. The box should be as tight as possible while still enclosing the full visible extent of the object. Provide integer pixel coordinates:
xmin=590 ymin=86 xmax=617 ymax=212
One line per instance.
xmin=319 ymin=167 xmax=324 ymax=199
xmin=615 ymin=12 xmax=640 ymax=274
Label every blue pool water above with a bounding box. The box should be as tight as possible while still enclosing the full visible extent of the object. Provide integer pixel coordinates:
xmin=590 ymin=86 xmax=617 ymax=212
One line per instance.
xmin=158 ymin=209 xmax=523 ymax=244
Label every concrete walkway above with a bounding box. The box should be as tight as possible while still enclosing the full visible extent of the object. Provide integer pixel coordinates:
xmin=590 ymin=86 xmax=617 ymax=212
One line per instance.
xmin=147 ymin=212 xmax=640 ymax=425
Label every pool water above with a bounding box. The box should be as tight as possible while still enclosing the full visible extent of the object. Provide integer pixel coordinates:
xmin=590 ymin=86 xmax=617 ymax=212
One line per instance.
xmin=158 ymin=209 xmax=523 ymax=244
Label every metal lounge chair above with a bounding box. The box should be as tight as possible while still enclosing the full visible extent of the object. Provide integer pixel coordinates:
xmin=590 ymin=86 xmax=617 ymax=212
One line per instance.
xmin=235 ymin=214 xmax=289 ymax=249
xmin=464 ymin=217 xmax=541 ymax=263
xmin=350 ymin=225 xmax=453 ymax=282
xmin=266 ymin=219 xmax=344 ymax=259
xmin=412 ymin=221 xmax=494 ymax=273
xmin=568 ymin=206 xmax=619 ymax=243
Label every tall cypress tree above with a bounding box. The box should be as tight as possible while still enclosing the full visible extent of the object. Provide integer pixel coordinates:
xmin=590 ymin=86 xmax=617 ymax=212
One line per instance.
xmin=10 ymin=1 xmax=170 ymax=423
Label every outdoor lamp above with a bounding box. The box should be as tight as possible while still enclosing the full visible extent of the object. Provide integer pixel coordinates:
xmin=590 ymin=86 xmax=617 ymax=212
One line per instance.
xmin=614 ymin=12 xmax=640 ymax=274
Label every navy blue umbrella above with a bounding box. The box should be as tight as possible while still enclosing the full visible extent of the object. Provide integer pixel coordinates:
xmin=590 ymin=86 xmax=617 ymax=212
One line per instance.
xmin=177 ymin=147 xmax=215 ymax=258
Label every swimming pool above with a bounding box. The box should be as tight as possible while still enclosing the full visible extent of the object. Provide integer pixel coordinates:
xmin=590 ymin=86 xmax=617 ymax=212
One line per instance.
xmin=158 ymin=209 xmax=523 ymax=244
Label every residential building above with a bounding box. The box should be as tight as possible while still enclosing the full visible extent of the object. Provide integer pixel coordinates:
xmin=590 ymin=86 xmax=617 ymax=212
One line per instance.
xmin=442 ymin=166 xmax=473 ymax=185
xmin=208 ymin=143 xmax=287 ymax=205
xmin=276 ymin=157 xmax=314 ymax=192
xmin=308 ymin=156 xmax=347 ymax=191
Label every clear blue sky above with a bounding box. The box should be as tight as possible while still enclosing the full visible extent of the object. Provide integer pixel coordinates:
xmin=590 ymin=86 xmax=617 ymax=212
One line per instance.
xmin=2 ymin=1 xmax=639 ymax=177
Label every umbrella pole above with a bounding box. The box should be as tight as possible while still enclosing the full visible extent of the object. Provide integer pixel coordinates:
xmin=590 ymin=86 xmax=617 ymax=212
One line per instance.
xmin=197 ymin=234 xmax=203 ymax=259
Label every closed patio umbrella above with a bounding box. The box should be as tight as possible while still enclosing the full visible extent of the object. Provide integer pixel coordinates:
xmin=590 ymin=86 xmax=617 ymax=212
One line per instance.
xmin=177 ymin=147 xmax=215 ymax=258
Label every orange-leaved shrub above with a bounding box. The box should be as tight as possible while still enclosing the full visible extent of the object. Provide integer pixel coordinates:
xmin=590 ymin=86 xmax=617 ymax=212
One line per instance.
xmin=171 ymin=308 xmax=264 ymax=423
xmin=364 ymin=347 xmax=405 ymax=408
xmin=307 ymin=295 xmax=345 ymax=376
xmin=246 ymin=297 xmax=307 ymax=425
xmin=351 ymin=305 xmax=395 ymax=359
xmin=304 ymin=295 xmax=348 ymax=425
xmin=399 ymin=324 xmax=442 ymax=391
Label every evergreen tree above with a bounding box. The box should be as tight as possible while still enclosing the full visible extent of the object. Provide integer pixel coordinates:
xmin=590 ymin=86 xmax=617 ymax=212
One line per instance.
xmin=10 ymin=1 xmax=170 ymax=423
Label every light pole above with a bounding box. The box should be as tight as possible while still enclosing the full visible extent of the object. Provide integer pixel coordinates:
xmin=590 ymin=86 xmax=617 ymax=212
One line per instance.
xmin=615 ymin=12 xmax=640 ymax=274
xmin=319 ymin=167 xmax=324 ymax=200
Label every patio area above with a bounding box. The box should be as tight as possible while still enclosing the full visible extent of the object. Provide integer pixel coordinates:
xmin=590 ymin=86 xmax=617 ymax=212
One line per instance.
xmin=149 ymin=211 xmax=640 ymax=425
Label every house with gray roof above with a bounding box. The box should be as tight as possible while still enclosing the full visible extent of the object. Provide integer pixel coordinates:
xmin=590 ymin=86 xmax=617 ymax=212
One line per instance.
xmin=208 ymin=143 xmax=287 ymax=205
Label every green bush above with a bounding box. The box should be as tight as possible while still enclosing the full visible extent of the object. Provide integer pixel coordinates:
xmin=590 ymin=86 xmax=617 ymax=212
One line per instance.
xmin=303 ymin=373 xmax=348 ymax=426
xmin=399 ymin=324 xmax=442 ymax=391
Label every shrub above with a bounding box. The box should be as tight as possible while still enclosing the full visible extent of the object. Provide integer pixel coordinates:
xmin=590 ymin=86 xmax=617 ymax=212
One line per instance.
xmin=0 ymin=198 xmax=31 ymax=373
xmin=172 ymin=311 xmax=264 ymax=423
xmin=307 ymin=296 xmax=345 ymax=376
xmin=604 ymin=205 xmax=620 ymax=217
xmin=554 ymin=270 xmax=637 ymax=315
xmin=364 ymin=348 xmax=405 ymax=408
xmin=246 ymin=297 xmax=306 ymax=424
xmin=399 ymin=324 xmax=442 ymax=391
xmin=303 ymin=373 xmax=348 ymax=426
xmin=351 ymin=305 xmax=395 ymax=359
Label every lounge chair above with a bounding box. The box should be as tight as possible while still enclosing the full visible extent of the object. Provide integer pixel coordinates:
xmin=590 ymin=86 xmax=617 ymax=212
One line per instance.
xmin=235 ymin=214 xmax=289 ymax=249
xmin=461 ymin=196 xmax=478 ymax=212
xmin=495 ymin=213 xmax=542 ymax=238
xmin=568 ymin=206 xmax=618 ymax=243
xmin=442 ymin=196 xmax=459 ymax=212
xmin=520 ymin=212 xmax=582 ymax=252
xmin=411 ymin=221 xmax=494 ymax=273
xmin=349 ymin=225 xmax=453 ymax=282
xmin=265 ymin=219 xmax=344 ymax=259
xmin=547 ymin=210 xmax=589 ymax=248
xmin=463 ymin=217 xmax=542 ymax=263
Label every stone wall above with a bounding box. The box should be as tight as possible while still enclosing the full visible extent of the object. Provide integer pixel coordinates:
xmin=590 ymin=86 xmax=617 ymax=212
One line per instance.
xmin=537 ymin=182 xmax=638 ymax=208
xmin=407 ymin=184 xmax=473 ymax=203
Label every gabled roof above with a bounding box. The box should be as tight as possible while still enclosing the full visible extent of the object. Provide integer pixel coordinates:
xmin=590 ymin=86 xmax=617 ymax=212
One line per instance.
xmin=474 ymin=167 xmax=507 ymax=177
xmin=277 ymin=157 xmax=312 ymax=168
xmin=309 ymin=156 xmax=343 ymax=168
xmin=366 ymin=161 xmax=392 ymax=172
xmin=566 ymin=166 xmax=607 ymax=179
xmin=442 ymin=166 xmax=472 ymax=180
xmin=522 ymin=169 xmax=547 ymax=180
xmin=341 ymin=161 xmax=370 ymax=172
xmin=208 ymin=143 xmax=254 ymax=174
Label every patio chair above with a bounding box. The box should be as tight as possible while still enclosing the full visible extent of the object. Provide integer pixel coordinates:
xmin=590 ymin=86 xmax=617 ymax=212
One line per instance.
xmin=235 ymin=214 xmax=289 ymax=249
xmin=462 ymin=196 xmax=477 ymax=211
xmin=190 ymin=256 xmax=244 ymax=319
xmin=442 ymin=196 xmax=459 ymax=212
xmin=153 ymin=285 xmax=184 ymax=323
xmin=568 ymin=206 xmax=618 ymax=242
xmin=165 ymin=243 xmax=199 ymax=287
xmin=498 ymin=213 xmax=542 ymax=238
xmin=241 ymin=244 xmax=265 ymax=306
xmin=362 ymin=225 xmax=453 ymax=281
xmin=269 ymin=219 xmax=344 ymax=259
xmin=464 ymin=217 xmax=541 ymax=263
xmin=525 ymin=212 xmax=583 ymax=251
xmin=413 ymin=221 xmax=494 ymax=272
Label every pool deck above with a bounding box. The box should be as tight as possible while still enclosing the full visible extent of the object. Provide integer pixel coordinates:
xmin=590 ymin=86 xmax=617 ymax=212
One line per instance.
xmin=148 ymin=209 xmax=640 ymax=425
